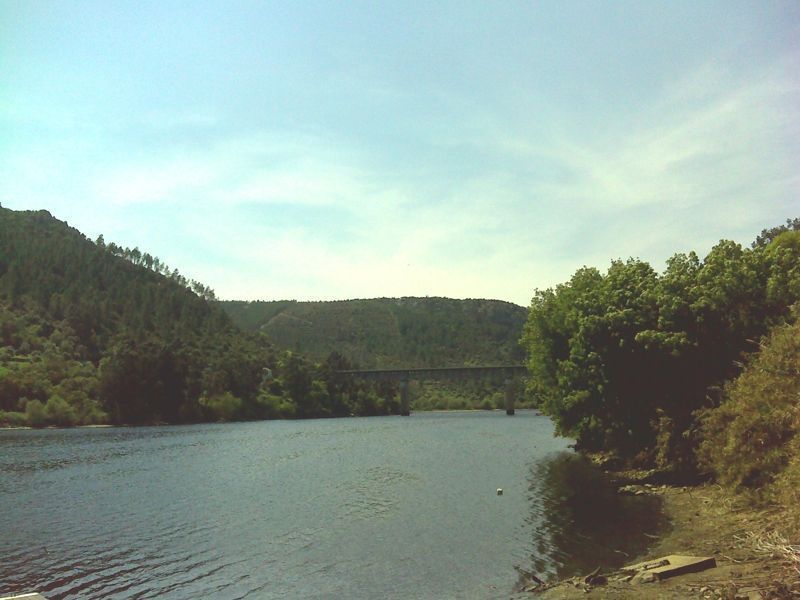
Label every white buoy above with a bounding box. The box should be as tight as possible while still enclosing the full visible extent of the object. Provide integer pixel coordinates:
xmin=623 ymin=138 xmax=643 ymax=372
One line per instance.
xmin=496 ymin=488 xmax=503 ymax=496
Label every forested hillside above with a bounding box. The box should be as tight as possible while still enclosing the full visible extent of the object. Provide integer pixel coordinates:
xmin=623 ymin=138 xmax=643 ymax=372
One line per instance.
xmin=0 ymin=206 xmax=400 ymax=427
xmin=219 ymin=297 xmax=528 ymax=411
xmin=523 ymin=218 xmax=800 ymax=474
xmin=220 ymin=297 xmax=527 ymax=368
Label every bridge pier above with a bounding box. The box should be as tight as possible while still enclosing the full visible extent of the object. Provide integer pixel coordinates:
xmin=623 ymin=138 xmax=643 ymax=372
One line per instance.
xmin=399 ymin=377 xmax=410 ymax=416
xmin=504 ymin=377 xmax=515 ymax=415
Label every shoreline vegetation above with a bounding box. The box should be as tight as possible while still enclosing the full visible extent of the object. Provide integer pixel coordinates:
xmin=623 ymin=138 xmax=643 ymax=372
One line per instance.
xmin=0 ymin=407 xmax=543 ymax=431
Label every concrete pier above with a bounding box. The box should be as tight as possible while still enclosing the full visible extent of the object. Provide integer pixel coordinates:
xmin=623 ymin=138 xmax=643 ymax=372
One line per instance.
xmin=504 ymin=377 xmax=515 ymax=415
xmin=399 ymin=377 xmax=410 ymax=416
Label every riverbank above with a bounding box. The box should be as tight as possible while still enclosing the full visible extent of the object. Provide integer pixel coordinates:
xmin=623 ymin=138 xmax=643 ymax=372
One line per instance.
xmin=528 ymin=479 xmax=799 ymax=599
xmin=0 ymin=423 xmax=114 ymax=430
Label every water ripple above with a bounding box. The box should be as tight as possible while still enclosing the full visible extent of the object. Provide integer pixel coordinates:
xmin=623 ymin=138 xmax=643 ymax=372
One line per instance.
xmin=0 ymin=413 xmax=664 ymax=599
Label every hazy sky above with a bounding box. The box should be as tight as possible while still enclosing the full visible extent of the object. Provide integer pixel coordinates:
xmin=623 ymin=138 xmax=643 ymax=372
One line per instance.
xmin=1 ymin=1 xmax=798 ymax=306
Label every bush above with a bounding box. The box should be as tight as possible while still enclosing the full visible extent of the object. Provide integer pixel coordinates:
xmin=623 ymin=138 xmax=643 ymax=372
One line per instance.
xmin=44 ymin=394 xmax=77 ymax=427
xmin=199 ymin=392 xmax=243 ymax=422
xmin=0 ymin=410 xmax=28 ymax=427
xmin=697 ymin=316 xmax=800 ymax=493
xmin=254 ymin=392 xmax=295 ymax=419
xmin=24 ymin=399 xmax=48 ymax=427
xmin=772 ymin=438 xmax=800 ymax=532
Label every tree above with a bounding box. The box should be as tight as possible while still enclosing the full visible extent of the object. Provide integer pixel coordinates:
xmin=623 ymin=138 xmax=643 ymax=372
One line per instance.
xmin=752 ymin=217 xmax=800 ymax=249
xmin=283 ymin=352 xmax=315 ymax=417
xmin=523 ymin=230 xmax=800 ymax=465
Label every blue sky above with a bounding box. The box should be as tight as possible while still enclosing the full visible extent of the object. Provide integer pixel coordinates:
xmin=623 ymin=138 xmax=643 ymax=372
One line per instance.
xmin=1 ymin=1 xmax=798 ymax=306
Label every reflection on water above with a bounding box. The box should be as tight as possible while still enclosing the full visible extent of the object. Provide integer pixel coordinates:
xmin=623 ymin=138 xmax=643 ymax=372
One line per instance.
xmin=526 ymin=452 xmax=667 ymax=581
xmin=0 ymin=414 xmax=665 ymax=599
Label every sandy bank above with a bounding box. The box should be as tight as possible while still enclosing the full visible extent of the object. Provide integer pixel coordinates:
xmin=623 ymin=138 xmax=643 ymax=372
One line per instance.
xmin=528 ymin=483 xmax=798 ymax=599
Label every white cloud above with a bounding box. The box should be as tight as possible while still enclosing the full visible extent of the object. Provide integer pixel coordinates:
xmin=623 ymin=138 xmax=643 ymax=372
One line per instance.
xmin=527 ymin=64 xmax=798 ymax=213
xmin=92 ymin=157 xmax=220 ymax=206
xmin=2 ymin=54 xmax=797 ymax=307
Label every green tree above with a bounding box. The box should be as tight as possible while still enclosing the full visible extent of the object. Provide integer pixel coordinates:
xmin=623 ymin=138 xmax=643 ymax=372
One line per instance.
xmin=44 ymin=395 xmax=77 ymax=426
xmin=523 ymin=228 xmax=800 ymax=465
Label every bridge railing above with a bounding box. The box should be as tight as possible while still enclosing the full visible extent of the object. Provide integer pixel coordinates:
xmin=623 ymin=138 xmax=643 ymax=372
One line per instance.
xmin=336 ymin=365 xmax=527 ymax=382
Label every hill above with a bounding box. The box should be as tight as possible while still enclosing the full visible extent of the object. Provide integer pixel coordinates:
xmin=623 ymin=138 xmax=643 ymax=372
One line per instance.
xmin=220 ymin=297 xmax=529 ymax=411
xmin=0 ymin=206 xmax=399 ymax=426
xmin=220 ymin=297 xmax=527 ymax=369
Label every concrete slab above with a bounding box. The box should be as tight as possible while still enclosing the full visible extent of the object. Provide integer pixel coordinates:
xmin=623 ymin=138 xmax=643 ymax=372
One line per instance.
xmin=626 ymin=554 xmax=717 ymax=581
xmin=0 ymin=594 xmax=48 ymax=600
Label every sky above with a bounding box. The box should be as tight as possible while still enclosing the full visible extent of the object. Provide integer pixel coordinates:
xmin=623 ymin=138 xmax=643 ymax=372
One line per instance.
xmin=1 ymin=1 xmax=798 ymax=306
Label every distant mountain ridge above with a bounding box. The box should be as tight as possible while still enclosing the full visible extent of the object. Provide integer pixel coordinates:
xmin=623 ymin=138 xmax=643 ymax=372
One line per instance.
xmin=220 ymin=297 xmax=527 ymax=369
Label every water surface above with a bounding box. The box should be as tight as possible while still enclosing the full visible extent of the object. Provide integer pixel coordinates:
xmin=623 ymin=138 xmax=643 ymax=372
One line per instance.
xmin=0 ymin=411 xmax=664 ymax=599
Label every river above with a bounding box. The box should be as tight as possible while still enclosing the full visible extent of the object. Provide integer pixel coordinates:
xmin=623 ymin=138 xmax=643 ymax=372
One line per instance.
xmin=0 ymin=411 xmax=664 ymax=599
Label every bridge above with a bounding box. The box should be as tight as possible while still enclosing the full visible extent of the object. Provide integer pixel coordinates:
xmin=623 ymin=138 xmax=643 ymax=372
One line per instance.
xmin=337 ymin=365 xmax=527 ymax=416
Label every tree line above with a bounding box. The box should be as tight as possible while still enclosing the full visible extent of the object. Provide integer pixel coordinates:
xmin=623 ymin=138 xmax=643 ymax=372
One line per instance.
xmin=523 ymin=218 xmax=800 ymax=473
xmin=96 ymin=235 xmax=217 ymax=302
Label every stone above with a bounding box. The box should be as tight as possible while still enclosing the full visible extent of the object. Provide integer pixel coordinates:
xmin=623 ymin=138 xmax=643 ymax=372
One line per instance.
xmin=583 ymin=566 xmax=601 ymax=583
xmin=581 ymin=566 xmax=608 ymax=586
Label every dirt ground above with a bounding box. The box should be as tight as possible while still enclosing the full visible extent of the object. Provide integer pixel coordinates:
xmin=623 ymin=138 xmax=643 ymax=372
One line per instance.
xmin=523 ymin=482 xmax=799 ymax=599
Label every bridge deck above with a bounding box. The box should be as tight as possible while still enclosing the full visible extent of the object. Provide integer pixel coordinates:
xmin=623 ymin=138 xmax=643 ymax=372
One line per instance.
xmin=337 ymin=365 xmax=526 ymax=381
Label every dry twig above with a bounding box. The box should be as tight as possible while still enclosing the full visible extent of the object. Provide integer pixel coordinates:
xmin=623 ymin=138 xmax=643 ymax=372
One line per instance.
xmin=737 ymin=530 xmax=800 ymax=580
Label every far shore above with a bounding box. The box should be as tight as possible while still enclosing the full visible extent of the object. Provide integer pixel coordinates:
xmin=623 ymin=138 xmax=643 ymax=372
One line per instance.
xmin=414 ymin=407 xmax=540 ymax=413
xmin=0 ymin=423 xmax=116 ymax=431
xmin=1 ymin=408 xmax=544 ymax=431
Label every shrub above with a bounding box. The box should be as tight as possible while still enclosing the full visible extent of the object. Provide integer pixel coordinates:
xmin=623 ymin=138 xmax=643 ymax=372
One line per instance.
xmin=44 ymin=394 xmax=77 ymax=427
xmin=254 ymin=392 xmax=295 ymax=419
xmin=24 ymin=399 xmax=48 ymax=427
xmin=479 ymin=397 xmax=495 ymax=410
xmin=199 ymin=392 xmax=243 ymax=422
xmin=0 ymin=410 xmax=28 ymax=427
xmin=772 ymin=437 xmax=800 ymax=532
xmin=697 ymin=316 xmax=800 ymax=493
